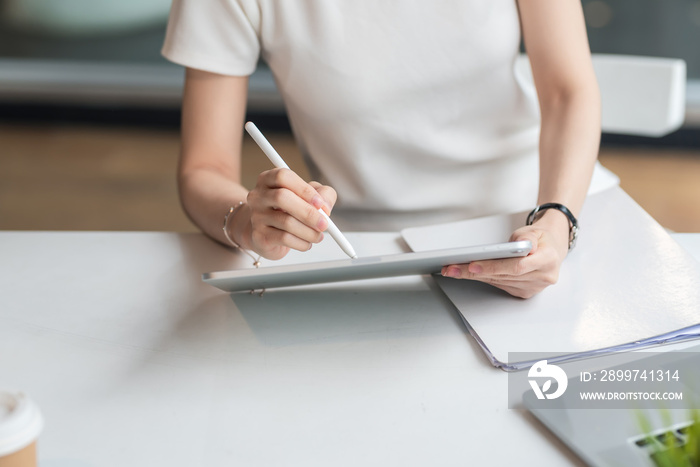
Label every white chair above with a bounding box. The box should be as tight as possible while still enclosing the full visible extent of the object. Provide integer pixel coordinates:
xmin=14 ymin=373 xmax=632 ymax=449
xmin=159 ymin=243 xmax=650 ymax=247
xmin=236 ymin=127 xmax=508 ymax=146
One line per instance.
xmin=516 ymin=54 xmax=687 ymax=137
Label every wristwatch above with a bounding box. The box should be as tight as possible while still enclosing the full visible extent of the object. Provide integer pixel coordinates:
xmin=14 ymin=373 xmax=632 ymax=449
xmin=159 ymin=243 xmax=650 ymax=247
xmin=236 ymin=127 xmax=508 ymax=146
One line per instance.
xmin=526 ymin=203 xmax=579 ymax=251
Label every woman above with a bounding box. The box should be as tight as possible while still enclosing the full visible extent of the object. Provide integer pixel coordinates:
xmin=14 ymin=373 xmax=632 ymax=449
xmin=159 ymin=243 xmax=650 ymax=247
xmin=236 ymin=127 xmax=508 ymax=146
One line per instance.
xmin=162 ymin=1 xmax=601 ymax=298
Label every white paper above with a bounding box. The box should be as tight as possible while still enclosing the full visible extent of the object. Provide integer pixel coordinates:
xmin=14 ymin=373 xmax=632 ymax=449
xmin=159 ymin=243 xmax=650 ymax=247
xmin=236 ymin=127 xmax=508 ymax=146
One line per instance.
xmin=402 ymin=187 xmax=700 ymax=371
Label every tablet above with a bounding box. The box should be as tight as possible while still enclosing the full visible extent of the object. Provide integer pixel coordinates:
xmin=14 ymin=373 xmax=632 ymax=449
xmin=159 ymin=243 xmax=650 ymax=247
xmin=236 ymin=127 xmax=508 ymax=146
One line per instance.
xmin=202 ymin=240 xmax=532 ymax=293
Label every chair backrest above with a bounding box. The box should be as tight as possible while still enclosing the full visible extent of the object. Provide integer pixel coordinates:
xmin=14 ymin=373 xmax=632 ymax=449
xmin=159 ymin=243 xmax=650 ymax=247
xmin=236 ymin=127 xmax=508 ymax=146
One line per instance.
xmin=516 ymin=54 xmax=686 ymax=137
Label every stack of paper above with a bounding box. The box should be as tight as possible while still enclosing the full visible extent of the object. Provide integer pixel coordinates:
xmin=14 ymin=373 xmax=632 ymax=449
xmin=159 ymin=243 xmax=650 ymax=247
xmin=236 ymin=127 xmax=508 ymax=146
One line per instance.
xmin=402 ymin=187 xmax=700 ymax=371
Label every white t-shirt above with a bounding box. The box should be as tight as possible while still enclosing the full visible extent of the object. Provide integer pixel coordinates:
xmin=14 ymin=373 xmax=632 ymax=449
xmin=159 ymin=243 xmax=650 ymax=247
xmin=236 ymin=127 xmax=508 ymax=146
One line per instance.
xmin=163 ymin=1 xmax=545 ymax=230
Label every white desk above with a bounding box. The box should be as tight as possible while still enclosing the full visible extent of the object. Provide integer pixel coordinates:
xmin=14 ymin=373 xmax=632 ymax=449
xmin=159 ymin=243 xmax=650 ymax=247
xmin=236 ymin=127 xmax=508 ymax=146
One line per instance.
xmin=1 ymin=231 xmax=698 ymax=467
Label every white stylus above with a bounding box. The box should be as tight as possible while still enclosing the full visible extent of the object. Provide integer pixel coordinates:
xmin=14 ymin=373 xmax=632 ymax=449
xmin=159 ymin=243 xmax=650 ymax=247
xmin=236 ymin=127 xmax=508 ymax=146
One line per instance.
xmin=244 ymin=121 xmax=358 ymax=259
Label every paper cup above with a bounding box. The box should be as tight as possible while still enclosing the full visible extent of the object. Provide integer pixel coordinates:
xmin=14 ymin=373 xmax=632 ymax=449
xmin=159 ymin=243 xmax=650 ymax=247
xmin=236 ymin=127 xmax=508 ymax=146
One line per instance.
xmin=0 ymin=391 xmax=43 ymax=467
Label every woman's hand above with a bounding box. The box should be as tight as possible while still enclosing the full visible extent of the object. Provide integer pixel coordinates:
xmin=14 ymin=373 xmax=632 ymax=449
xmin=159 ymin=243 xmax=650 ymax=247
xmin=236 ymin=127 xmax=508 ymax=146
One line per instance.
xmin=440 ymin=210 xmax=571 ymax=299
xmin=236 ymin=168 xmax=337 ymax=260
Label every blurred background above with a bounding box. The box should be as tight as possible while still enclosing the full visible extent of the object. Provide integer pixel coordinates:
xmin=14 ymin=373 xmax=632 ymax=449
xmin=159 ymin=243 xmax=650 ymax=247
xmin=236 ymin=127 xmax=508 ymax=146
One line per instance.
xmin=0 ymin=0 xmax=699 ymax=232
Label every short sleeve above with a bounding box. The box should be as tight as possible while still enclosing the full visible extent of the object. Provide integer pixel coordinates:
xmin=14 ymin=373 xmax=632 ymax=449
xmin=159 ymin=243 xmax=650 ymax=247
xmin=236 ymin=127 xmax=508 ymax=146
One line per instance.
xmin=161 ymin=0 xmax=261 ymax=76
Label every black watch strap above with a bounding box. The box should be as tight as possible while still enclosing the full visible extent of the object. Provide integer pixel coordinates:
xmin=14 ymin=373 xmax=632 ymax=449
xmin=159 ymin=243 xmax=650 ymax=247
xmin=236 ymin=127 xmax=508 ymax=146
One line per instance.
xmin=526 ymin=203 xmax=579 ymax=251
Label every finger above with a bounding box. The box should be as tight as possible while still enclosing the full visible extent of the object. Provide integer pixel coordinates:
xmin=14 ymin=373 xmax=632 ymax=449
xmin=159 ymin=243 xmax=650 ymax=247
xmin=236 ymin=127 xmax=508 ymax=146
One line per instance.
xmin=441 ymin=264 xmax=484 ymax=280
xmin=261 ymin=187 xmax=330 ymax=233
xmin=439 ymin=270 xmax=544 ymax=299
xmin=454 ymin=231 xmax=541 ymax=277
xmin=442 ymin=262 xmax=558 ymax=293
xmin=309 ymin=181 xmax=337 ymax=214
xmin=509 ymin=229 xmax=540 ymax=255
xmin=259 ymin=168 xmax=327 ymax=211
xmin=440 ymin=262 xmax=525 ymax=280
xmin=265 ymin=210 xmax=325 ymax=244
xmin=249 ymin=228 xmax=290 ymax=261
xmin=443 ymin=251 xmax=559 ymax=281
xmin=260 ymin=225 xmax=315 ymax=253
xmin=442 ymin=256 xmax=536 ymax=279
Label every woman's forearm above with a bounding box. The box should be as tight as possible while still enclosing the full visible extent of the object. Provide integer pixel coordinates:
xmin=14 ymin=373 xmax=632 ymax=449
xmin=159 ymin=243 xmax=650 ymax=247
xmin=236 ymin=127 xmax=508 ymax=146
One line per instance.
xmin=178 ymin=69 xmax=252 ymax=248
xmin=179 ymin=166 xmax=251 ymax=248
xmin=517 ymin=0 xmax=601 ymax=219
xmin=537 ymin=86 xmax=601 ymax=218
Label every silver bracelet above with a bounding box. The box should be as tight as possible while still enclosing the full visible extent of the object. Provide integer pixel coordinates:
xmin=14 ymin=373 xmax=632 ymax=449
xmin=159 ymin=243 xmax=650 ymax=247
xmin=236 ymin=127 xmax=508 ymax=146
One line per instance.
xmin=223 ymin=202 xmax=245 ymax=249
xmin=223 ymin=202 xmax=261 ymax=268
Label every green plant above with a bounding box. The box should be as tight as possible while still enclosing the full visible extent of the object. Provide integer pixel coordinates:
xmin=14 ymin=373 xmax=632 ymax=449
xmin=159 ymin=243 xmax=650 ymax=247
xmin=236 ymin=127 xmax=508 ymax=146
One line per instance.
xmin=637 ymin=409 xmax=700 ymax=467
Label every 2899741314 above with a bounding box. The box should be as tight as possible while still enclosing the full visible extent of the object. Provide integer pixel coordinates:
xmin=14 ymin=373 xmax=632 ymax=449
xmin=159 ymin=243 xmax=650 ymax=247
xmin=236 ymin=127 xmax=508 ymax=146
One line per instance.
xmin=580 ymin=369 xmax=680 ymax=383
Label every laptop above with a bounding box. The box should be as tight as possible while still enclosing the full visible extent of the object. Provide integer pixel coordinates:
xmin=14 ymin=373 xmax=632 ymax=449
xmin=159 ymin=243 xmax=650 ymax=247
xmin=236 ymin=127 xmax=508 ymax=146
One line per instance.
xmin=524 ymin=346 xmax=700 ymax=466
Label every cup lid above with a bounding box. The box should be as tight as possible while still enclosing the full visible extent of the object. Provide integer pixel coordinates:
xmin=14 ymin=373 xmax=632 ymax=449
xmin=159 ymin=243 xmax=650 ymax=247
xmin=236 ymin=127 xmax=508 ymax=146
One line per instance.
xmin=0 ymin=390 xmax=43 ymax=457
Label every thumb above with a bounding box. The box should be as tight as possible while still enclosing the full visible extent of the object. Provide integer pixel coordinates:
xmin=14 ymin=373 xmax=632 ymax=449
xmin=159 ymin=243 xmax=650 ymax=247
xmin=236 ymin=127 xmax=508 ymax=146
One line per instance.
xmin=510 ymin=228 xmax=540 ymax=256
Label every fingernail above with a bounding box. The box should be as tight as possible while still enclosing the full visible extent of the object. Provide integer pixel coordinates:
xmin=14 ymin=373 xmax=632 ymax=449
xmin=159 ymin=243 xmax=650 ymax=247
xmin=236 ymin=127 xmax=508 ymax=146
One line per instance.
xmin=443 ymin=267 xmax=460 ymax=278
xmin=311 ymin=195 xmax=324 ymax=209
xmin=317 ymin=217 xmax=328 ymax=231
xmin=468 ymin=264 xmax=482 ymax=274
